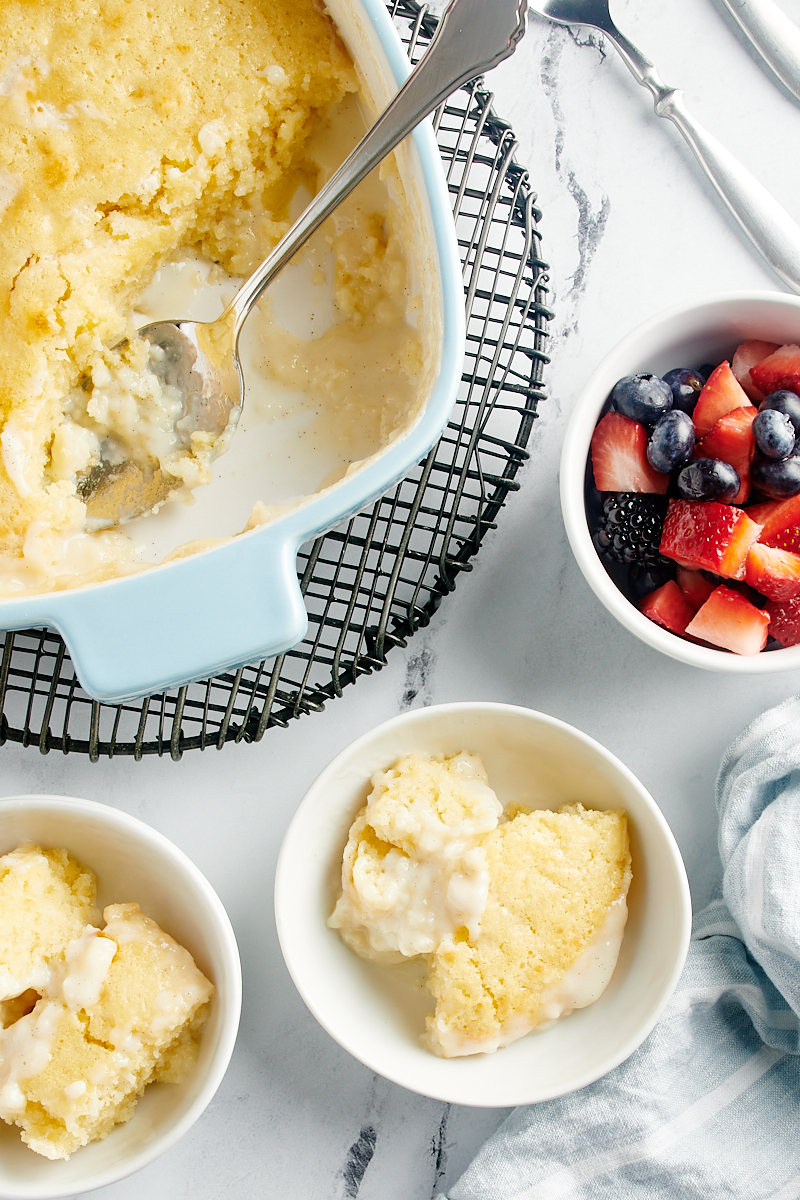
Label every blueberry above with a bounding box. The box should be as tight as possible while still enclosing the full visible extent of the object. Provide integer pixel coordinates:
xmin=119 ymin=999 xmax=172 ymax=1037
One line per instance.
xmin=676 ymin=457 xmax=740 ymax=502
xmin=646 ymin=410 xmax=695 ymax=473
xmin=759 ymin=390 xmax=800 ymax=435
xmin=611 ymin=374 xmax=673 ymax=425
xmin=751 ymin=455 xmax=800 ymax=499
xmin=696 ymin=364 xmax=714 ymax=382
xmin=753 ymin=408 xmax=795 ymax=459
xmin=662 ymin=367 xmax=705 ymax=415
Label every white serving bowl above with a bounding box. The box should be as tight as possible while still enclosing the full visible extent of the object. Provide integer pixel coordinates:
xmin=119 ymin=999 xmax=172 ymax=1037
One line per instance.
xmin=0 ymin=795 xmax=241 ymax=1200
xmin=561 ymin=291 xmax=800 ymax=672
xmin=274 ymin=702 xmax=691 ymax=1107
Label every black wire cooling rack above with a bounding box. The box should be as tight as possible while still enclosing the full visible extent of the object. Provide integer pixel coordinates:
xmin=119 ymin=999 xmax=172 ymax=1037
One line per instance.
xmin=0 ymin=0 xmax=551 ymax=760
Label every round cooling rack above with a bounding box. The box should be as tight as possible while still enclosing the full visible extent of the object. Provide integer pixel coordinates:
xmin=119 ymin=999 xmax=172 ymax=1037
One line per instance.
xmin=0 ymin=0 xmax=551 ymax=760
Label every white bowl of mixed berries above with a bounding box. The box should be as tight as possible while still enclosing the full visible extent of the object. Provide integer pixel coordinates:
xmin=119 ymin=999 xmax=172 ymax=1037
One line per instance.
xmin=560 ymin=292 xmax=800 ymax=671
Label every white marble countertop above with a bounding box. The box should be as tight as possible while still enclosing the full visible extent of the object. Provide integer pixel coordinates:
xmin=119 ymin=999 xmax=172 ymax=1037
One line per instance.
xmin=6 ymin=0 xmax=800 ymax=1195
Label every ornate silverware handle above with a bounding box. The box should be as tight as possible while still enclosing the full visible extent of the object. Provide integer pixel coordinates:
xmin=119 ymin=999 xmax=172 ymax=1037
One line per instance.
xmin=718 ymin=0 xmax=800 ymax=103
xmin=605 ymin=23 xmax=800 ymax=294
xmin=228 ymin=0 xmax=529 ymax=332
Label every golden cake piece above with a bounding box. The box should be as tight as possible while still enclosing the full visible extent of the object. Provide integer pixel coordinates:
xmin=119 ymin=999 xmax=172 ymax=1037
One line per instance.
xmin=329 ymin=753 xmax=632 ymax=1058
xmin=0 ymin=844 xmax=214 ymax=1160
xmin=425 ymin=804 xmax=631 ymax=1056
xmin=0 ymin=844 xmax=97 ymax=1002
xmin=328 ymin=752 xmax=503 ymax=960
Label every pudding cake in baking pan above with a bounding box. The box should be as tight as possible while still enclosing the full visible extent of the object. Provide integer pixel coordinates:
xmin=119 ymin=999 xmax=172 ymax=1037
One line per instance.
xmin=0 ymin=0 xmax=427 ymax=594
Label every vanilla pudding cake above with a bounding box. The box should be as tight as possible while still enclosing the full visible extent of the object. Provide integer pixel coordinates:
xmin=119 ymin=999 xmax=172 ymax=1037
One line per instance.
xmin=0 ymin=844 xmax=212 ymax=1159
xmin=0 ymin=844 xmax=97 ymax=1004
xmin=329 ymin=753 xmax=631 ymax=1057
xmin=0 ymin=0 xmax=426 ymax=594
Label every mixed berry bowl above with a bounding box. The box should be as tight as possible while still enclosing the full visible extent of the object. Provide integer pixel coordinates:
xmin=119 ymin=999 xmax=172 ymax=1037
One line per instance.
xmin=560 ymin=292 xmax=800 ymax=673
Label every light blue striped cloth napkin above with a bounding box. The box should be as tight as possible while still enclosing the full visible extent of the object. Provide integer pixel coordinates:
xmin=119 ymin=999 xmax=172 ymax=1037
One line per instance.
xmin=442 ymin=695 xmax=800 ymax=1200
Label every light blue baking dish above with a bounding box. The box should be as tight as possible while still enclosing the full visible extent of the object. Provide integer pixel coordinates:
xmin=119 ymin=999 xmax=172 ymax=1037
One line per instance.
xmin=0 ymin=0 xmax=464 ymax=704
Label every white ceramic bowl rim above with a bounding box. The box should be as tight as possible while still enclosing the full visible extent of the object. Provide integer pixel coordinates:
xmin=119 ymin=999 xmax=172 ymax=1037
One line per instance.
xmin=0 ymin=794 xmax=242 ymax=1200
xmin=275 ymin=701 xmax=692 ymax=1107
xmin=560 ymin=290 xmax=800 ymax=673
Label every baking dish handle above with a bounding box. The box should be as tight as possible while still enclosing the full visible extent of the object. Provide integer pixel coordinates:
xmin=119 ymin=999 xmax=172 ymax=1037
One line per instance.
xmin=41 ymin=528 xmax=308 ymax=704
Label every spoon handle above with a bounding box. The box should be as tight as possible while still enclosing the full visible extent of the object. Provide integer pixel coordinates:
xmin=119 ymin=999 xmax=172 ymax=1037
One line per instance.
xmin=605 ymin=23 xmax=800 ymax=294
xmin=717 ymin=0 xmax=800 ymax=103
xmin=225 ymin=0 xmax=528 ymax=335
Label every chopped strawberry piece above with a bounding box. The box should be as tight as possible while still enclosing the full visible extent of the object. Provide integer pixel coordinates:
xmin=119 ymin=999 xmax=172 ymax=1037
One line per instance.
xmin=731 ymin=340 xmax=779 ymax=402
xmin=750 ymin=343 xmax=800 ymax=399
xmin=676 ymin=566 xmax=715 ymax=611
xmin=692 ymin=361 xmax=751 ymax=439
xmin=590 ymin=412 xmax=669 ymax=493
xmin=640 ymin=580 xmax=696 ymax=635
xmin=748 ymin=495 xmax=800 ymax=546
xmin=685 ymin=585 xmax=769 ymax=655
xmin=747 ymin=498 xmax=783 ymax=529
xmin=659 ymin=500 xmax=763 ymax=579
xmin=745 ymin=543 xmax=800 ymax=601
xmin=762 ymin=525 xmax=800 ymax=554
xmin=693 ymin=405 xmax=757 ymax=503
xmin=764 ymin=595 xmax=800 ymax=646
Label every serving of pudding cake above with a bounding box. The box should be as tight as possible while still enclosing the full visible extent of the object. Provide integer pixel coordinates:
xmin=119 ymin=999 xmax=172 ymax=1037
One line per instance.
xmin=0 ymin=843 xmax=213 ymax=1159
xmin=329 ymin=751 xmax=632 ymax=1057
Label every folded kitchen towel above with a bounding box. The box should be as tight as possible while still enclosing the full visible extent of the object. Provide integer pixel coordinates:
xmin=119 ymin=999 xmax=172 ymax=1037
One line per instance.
xmin=442 ymin=695 xmax=800 ymax=1200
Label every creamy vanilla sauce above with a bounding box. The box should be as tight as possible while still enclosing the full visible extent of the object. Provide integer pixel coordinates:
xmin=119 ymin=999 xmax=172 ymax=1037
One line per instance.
xmin=345 ymin=840 xmax=491 ymax=959
xmin=0 ymin=1001 xmax=61 ymax=1117
xmin=63 ymin=347 xmax=188 ymax=478
xmin=329 ymin=753 xmax=502 ymax=960
xmin=59 ymin=929 xmax=117 ymax=1013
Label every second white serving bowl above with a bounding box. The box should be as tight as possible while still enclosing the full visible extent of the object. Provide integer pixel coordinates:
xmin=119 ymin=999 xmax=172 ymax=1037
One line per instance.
xmin=274 ymin=702 xmax=691 ymax=1107
xmin=560 ymin=291 xmax=800 ymax=672
xmin=0 ymin=795 xmax=242 ymax=1200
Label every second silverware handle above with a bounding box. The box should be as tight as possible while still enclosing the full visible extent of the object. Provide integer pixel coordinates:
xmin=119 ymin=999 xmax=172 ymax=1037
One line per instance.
xmin=718 ymin=0 xmax=800 ymax=103
xmin=659 ymin=92 xmax=800 ymax=293
xmin=607 ymin=26 xmax=800 ymax=294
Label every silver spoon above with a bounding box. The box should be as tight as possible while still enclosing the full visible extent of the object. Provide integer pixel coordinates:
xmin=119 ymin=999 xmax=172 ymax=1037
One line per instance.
xmin=81 ymin=0 xmax=528 ymax=525
xmin=529 ymin=0 xmax=800 ymax=292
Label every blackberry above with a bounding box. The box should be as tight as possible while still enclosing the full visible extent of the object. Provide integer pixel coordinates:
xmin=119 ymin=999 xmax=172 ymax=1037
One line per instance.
xmin=593 ymin=493 xmax=669 ymax=567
